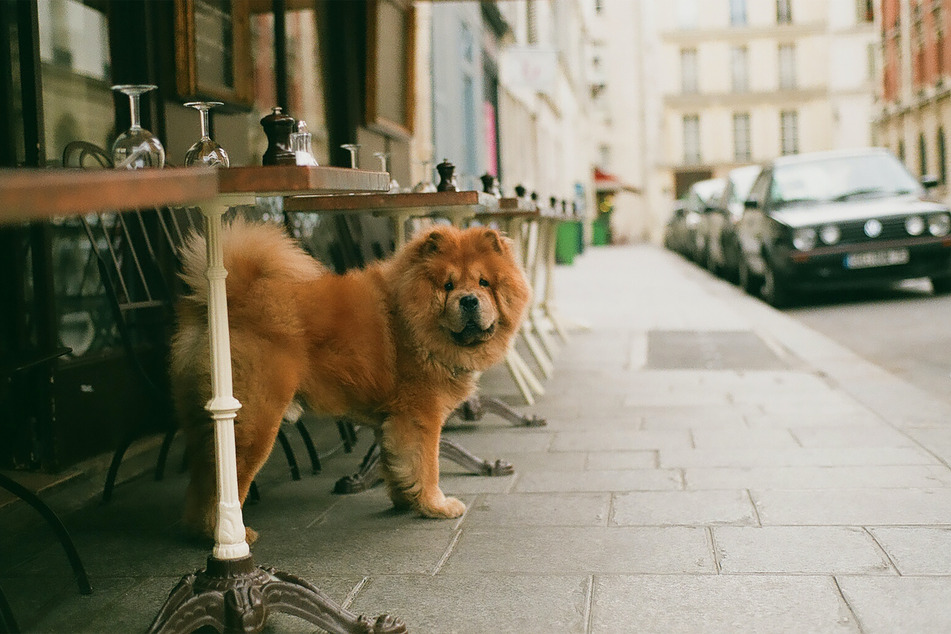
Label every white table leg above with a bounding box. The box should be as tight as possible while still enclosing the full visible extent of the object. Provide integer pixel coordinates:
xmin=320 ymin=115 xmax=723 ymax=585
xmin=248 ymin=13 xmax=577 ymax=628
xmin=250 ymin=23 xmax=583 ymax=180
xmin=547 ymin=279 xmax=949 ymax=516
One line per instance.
xmin=200 ymin=201 xmax=249 ymax=561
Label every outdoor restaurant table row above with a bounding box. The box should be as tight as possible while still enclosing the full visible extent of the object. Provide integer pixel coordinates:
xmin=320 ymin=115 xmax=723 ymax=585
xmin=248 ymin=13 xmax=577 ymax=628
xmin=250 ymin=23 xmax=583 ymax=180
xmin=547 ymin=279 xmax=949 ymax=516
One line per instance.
xmin=0 ymin=164 xmax=574 ymax=632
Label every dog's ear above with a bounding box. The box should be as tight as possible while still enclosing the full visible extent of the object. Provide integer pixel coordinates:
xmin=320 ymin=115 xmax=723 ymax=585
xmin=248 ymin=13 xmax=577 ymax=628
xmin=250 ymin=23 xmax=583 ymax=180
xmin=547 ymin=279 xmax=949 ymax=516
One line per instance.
xmin=416 ymin=228 xmax=445 ymax=257
xmin=482 ymin=228 xmax=508 ymax=254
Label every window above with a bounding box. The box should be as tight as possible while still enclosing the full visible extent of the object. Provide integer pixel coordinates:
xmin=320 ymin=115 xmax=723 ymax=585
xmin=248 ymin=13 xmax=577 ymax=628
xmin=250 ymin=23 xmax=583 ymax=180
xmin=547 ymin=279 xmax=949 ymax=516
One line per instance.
xmin=733 ymin=113 xmax=751 ymax=162
xmin=777 ymin=0 xmax=792 ymax=23
xmin=778 ymin=44 xmax=796 ymax=89
xmin=780 ymin=110 xmax=798 ymax=155
xmin=730 ymin=0 xmax=747 ymax=26
xmin=919 ymin=133 xmax=928 ymax=177
xmin=939 ymin=128 xmax=947 ymax=184
xmin=731 ymin=47 xmax=749 ymax=92
xmin=681 ymin=48 xmax=698 ymax=93
xmin=683 ymin=115 xmax=700 ymax=164
xmin=37 ymin=0 xmax=113 ymax=164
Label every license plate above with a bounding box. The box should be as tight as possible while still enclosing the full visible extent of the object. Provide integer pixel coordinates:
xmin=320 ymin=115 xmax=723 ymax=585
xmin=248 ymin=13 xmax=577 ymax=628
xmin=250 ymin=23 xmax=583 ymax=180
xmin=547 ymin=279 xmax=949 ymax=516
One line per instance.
xmin=844 ymin=248 xmax=910 ymax=269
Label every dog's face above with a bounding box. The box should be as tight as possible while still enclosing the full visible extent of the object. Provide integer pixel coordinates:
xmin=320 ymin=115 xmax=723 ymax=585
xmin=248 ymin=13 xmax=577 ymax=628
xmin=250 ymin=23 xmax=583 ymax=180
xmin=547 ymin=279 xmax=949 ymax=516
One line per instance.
xmin=395 ymin=225 xmax=531 ymax=371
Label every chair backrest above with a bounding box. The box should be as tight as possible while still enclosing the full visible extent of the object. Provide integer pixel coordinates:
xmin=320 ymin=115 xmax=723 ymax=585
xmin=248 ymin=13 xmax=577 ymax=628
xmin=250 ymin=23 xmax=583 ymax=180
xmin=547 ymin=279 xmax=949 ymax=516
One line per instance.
xmin=61 ymin=142 xmax=201 ymax=390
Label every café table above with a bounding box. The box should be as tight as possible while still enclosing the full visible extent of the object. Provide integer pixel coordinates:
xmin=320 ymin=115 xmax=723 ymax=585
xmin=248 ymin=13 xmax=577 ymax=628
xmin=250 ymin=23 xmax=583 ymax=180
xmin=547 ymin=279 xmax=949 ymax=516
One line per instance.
xmin=0 ymin=167 xmax=217 ymax=632
xmin=149 ymin=165 xmax=406 ymax=634
xmin=0 ymin=165 xmax=406 ymax=633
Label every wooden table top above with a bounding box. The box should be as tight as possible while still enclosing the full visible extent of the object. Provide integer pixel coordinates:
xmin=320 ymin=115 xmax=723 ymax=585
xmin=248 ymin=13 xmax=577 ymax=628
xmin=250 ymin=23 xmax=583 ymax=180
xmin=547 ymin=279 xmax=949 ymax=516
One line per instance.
xmin=498 ymin=197 xmax=538 ymax=213
xmin=0 ymin=167 xmax=218 ymax=224
xmin=283 ymin=189 xmax=499 ymax=214
xmin=218 ymin=165 xmax=390 ymax=196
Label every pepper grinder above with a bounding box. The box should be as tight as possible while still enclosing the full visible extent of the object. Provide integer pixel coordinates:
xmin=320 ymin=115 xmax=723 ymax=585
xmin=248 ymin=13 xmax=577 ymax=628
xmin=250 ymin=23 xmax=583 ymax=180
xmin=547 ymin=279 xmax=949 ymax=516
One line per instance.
xmin=260 ymin=106 xmax=296 ymax=166
xmin=480 ymin=173 xmax=501 ymax=198
xmin=436 ymin=159 xmax=458 ymax=192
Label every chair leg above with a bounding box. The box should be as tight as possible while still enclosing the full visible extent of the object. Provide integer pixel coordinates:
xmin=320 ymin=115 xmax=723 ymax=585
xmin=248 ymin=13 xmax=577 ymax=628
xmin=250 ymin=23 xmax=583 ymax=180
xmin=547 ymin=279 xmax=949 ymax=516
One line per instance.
xmin=276 ymin=428 xmax=301 ymax=481
xmin=0 ymin=473 xmax=92 ymax=596
xmin=0 ymin=582 xmax=18 ymax=634
xmin=336 ymin=420 xmax=355 ymax=453
xmin=154 ymin=429 xmax=176 ymax=481
xmin=294 ymin=420 xmax=321 ymax=474
xmin=333 ymin=441 xmax=383 ymax=494
xmin=102 ymin=434 xmax=134 ymax=503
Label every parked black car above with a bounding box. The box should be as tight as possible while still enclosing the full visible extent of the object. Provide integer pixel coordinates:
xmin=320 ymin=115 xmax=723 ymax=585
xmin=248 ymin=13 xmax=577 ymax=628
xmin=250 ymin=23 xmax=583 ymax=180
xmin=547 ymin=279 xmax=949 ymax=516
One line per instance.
xmin=700 ymin=164 xmax=761 ymax=280
xmin=736 ymin=148 xmax=951 ymax=307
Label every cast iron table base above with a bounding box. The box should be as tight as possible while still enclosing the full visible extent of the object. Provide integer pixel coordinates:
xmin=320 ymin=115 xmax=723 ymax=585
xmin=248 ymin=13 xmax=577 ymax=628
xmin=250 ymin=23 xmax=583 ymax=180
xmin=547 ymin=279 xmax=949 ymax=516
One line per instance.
xmin=457 ymin=395 xmax=546 ymax=427
xmin=147 ymin=555 xmax=405 ymax=634
xmin=334 ymin=436 xmax=514 ymax=495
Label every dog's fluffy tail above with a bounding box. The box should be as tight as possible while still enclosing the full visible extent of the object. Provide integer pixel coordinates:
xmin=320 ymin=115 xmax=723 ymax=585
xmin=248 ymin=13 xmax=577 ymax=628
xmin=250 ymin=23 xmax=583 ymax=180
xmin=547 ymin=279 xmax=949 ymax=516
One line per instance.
xmin=178 ymin=218 xmax=324 ymax=306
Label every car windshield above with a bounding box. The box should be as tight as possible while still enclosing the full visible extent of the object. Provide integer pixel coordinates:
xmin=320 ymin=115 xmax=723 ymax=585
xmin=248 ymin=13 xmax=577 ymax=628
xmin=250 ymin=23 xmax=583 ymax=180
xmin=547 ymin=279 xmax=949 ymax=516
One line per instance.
xmin=769 ymin=152 xmax=920 ymax=207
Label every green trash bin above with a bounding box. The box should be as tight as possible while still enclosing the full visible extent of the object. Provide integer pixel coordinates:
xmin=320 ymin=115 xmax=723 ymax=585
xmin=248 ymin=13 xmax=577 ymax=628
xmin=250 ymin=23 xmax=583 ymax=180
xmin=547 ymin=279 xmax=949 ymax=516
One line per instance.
xmin=556 ymin=221 xmax=582 ymax=264
xmin=591 ymin=212 xmax=611 ymax=245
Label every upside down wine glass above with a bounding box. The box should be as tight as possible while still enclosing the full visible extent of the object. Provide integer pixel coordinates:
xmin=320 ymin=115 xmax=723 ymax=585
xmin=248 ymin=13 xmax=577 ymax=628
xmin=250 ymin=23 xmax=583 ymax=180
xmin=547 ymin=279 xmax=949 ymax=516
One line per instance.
xmin=183 ymin=101 xmax=230 ymax=167
xmin=111 ymin=84 xmax=165 ymax=169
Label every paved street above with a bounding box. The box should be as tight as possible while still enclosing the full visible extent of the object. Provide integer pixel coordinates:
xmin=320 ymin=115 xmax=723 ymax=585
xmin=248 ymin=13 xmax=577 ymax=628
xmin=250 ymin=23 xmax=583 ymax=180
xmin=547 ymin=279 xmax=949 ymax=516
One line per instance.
xmin=5 ymin=242 xmax=951 ymax=632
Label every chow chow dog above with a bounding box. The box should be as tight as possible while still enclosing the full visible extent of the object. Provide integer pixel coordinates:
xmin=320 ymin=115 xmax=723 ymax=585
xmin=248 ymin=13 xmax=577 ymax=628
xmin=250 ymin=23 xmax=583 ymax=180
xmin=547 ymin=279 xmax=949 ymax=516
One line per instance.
xmin=171 ymin=220 xmax=531 ymax=542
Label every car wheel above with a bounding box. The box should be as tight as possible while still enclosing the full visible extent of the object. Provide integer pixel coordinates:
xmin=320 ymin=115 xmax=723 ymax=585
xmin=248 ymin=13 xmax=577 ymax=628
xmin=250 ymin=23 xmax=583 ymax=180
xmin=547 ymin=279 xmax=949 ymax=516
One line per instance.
xmin=761 ymin=258 xmax=793 ymax=308
xmin=932 ymin=276 xmax=951 ymax=295
xmin=738 ymin=257 xmax=760 ymax=295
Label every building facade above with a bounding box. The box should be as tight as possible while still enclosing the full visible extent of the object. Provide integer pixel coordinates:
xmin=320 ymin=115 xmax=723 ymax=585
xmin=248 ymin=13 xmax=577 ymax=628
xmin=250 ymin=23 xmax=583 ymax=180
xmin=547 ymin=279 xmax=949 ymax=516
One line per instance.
xmin=876 ymin=0 xmax=951 ymax=199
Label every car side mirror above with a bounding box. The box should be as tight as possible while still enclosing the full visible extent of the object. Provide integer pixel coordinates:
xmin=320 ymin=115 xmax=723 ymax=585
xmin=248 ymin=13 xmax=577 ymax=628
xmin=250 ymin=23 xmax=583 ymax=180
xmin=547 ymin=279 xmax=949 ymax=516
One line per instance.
xmin=744 ymin=199 xmax=760 ymax=210
xmin=922 ymin=174 xmax=940 ymax=189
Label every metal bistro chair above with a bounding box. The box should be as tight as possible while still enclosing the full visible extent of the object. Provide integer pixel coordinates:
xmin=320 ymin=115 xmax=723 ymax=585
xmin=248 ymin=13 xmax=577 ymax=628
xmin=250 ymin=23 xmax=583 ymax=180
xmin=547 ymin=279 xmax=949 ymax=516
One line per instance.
xmin=61 ymin=142 xmax=315 ymax=503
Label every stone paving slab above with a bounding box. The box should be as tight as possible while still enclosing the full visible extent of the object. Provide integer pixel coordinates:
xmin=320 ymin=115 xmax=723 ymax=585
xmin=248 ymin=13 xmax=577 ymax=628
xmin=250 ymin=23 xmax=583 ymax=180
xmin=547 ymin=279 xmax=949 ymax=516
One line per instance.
xmin=660 ymin=446 xmax=939 ymax=469
xmin=440 ymin=526 xmax=715 ymax=575
xmin=836 ymin=576 xmax=951 ymax=634
xmin=348 ymin=575 xmax=590 ymax=634
xmin=684 ymin=465 xmax=951 ymax=490
xmin=751 ymin=488 xmax=951 ymax=525
xmin=590 ymin=575 xmax=859 ymax=634
xmin=513 ymin=468 xmax=682 ymax=493
xmin=867 ymin=527 xmax=951 ymax=574
xmin=712 ymin=526 xmax=895 ymax=574
xmin=611 ymin=490 xmax=758 ymax=526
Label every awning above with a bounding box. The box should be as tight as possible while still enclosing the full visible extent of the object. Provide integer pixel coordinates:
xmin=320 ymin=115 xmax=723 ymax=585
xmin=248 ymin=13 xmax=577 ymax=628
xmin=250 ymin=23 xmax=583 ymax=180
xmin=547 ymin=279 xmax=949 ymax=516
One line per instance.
xmin=593 ymin=167 xmax=640 ymax=194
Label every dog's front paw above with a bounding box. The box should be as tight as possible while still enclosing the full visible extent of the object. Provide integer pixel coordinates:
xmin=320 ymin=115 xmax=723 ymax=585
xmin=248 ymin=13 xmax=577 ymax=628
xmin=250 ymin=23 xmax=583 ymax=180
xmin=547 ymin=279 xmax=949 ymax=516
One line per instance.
xmin=417 ymin=495 xmax=466 ymax=519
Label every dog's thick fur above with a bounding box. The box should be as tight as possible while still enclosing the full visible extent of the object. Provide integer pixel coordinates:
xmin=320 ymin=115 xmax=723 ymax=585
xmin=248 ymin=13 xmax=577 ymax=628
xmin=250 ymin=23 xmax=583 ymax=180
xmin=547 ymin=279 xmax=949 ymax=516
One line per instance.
xmin=171 ymin=220 xmax=531 ymax=542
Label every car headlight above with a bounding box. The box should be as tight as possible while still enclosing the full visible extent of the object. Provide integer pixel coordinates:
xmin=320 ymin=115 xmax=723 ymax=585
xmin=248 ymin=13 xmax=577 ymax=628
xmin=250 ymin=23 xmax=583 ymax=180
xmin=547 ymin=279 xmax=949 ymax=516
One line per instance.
xmin=793 ymin=227 xmax=817 ymax=251
xmin=819 ymin=224 xmax=841 ymax=245
xmin=906 ymin=215 xmax=925 ymax=236
xmin=929 ymin=213 xmax=951 ymax=236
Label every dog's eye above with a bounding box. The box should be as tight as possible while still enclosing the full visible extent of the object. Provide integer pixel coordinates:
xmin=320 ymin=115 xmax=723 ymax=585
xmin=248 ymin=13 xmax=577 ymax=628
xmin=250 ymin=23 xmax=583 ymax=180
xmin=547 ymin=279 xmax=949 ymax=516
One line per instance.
xmin=479 ymin=278 xmax=490 ymax=287
xmin=444 ymin=281 xmax=454 ymax=292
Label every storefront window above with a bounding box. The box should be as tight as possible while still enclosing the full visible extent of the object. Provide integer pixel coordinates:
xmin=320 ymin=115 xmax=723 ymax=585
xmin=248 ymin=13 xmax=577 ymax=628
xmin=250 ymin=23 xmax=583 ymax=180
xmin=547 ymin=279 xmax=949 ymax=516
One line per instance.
xmin=37 ymin=0 xmax=113 ymax=165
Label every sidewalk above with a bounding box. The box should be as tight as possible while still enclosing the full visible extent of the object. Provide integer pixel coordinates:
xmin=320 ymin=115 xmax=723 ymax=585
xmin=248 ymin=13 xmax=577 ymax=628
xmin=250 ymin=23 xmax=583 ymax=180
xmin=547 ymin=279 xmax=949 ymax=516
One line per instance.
xmin=5 ymin=242 xmax=951 ymax=632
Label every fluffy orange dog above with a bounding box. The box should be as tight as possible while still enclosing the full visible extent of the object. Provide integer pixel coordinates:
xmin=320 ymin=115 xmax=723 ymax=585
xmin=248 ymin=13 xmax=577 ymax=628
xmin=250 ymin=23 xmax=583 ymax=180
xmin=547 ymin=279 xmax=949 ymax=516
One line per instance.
xmin=171 ymin=220 xmax=530 ymax=542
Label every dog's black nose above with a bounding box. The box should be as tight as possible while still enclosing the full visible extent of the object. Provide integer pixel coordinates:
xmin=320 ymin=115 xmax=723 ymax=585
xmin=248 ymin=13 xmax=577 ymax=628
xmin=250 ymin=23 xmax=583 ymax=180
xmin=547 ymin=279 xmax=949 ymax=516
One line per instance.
xmin=459 ymin=294 xmax=479 ymax=311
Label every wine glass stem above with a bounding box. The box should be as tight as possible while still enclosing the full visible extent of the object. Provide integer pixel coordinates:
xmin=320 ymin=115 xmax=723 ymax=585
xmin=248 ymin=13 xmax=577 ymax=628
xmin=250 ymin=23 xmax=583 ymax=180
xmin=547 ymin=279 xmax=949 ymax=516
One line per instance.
xmin=128 ymin=93 xmax=141 ymax=130
xmin=199 ymin=108 xmax=211 ymax=140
